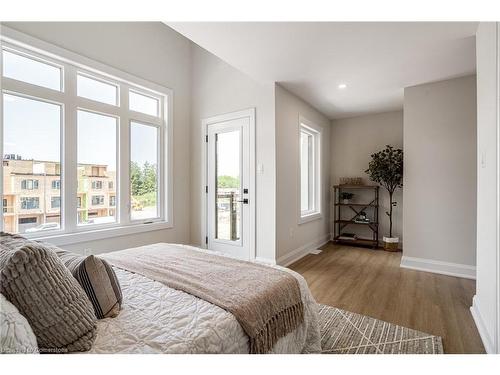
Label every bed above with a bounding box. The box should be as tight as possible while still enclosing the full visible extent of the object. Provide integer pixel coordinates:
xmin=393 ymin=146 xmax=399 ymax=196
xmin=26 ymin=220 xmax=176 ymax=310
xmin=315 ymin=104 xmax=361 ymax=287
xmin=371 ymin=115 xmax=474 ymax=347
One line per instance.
xmin=88 ymin=243 xmax=321 ymax=354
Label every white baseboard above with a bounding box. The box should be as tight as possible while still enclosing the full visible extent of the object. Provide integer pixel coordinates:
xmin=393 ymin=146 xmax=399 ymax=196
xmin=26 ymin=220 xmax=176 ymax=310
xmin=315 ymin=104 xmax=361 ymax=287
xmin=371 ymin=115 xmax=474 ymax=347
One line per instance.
xmin=254 ymin=256 xmax=276 ymax=265
xmin=277 ymin=233 xmax=331 ymax=267
xmin=470 ymin=295 xmax=495 ymax=354
xmin=400 ymin=256 xmax=476 ymax=280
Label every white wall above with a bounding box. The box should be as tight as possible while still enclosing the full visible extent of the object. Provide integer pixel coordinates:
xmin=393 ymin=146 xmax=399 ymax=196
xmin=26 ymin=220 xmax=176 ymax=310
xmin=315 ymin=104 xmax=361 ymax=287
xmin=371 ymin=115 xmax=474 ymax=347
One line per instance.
xmin=330 ymin=111 xmax=404 ymax=243
xmin=472 ymin=22 xmax=499 ymax=354
xmin=3 ymin=22 xmax=193 ymax=254
xmin=275 ymin=85 xmax=331 ymax=265
xmin=402 ymin=75 xmax=477 ymax=276
xmin=190 ymin=44 xmax=277 ymax=262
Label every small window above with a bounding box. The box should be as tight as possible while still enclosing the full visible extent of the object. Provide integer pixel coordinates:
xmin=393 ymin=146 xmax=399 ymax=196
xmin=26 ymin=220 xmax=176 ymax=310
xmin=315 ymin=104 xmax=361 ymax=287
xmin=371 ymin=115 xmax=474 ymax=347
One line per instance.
xmin=2 ymin=199 xmax=7 ymax=213
xmin=77 ymin=196 xmax=82 ymax=208
xmin=300 ymin=120 xmax=321 ymax=222
xmin=51 ymin=196 xmax=61 ymax=208
xmin=130 ymin=121 xmax=159 ymax=221
xmin=92 ymin=181 xmax=103 ymax=190
xmin=129 ymin=90 xmax=159 ymax=117
xmin=51 ymin=180 xmax=61 ymax=190
xmin=109 ymin=196 xmax=116 ymax=207
xmin=91 ymin=195 xmax=105 ymax=206
xmin=20 ymin=197 xmax=40 ymax=210
xmin=21 ymin=179 xmax=39 ymax=190
xmin=108 ymin=181 xmax=114 ymax=189
xmin=2 ymin=49 xmax=62 ymax=91
xmin=19 ymin=217 xmax=37 ymax=224
xmin=77 ymin=74 xmax=118 ymax=106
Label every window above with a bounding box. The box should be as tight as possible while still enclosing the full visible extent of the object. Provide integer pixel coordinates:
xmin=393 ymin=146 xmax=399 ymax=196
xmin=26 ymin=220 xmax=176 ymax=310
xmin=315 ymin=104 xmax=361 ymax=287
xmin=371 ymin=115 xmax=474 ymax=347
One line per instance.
xmin=19 ymin=217 xmax=37 ymax=224
xmin=3 ymin=93 xmax=61 ymax=233
xmin=129 ymin=90 xmax=159 ymax=117
xmin=1 ymin=33 xmax=170 ymax=239
xmin=21 ymin=179 xmax=39 ymax=190
xmin=2 ymin=49 xmax=62 ymax=91
xmin=77 ymin=74 xmax=118 ymax=106
xmin=77 ymin=110 xmax=117 ymax=225
xmin=51 ymin=196 xmax=61 ymax=208
xmin=299 ymin=119 xmax=321 ymax=223
xmin=91 ymin=195 xmax=105 ymax=206
xmin=20 ymin=197 xmax=40 ymax=210
xmin=130 ymin=122 xmax=159 ymax=220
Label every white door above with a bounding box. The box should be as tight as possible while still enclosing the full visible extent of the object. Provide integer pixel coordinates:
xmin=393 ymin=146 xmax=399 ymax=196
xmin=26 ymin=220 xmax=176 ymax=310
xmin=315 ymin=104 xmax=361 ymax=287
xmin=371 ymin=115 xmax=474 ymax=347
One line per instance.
xmin=205 ymin=110 xmax=254 ymax=260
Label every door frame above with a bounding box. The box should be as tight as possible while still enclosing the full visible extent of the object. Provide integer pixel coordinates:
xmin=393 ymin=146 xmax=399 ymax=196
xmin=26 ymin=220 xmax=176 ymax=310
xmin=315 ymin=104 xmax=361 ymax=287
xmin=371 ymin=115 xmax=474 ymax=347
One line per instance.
xmin=200 ymin=108 xmax=256 ymax=260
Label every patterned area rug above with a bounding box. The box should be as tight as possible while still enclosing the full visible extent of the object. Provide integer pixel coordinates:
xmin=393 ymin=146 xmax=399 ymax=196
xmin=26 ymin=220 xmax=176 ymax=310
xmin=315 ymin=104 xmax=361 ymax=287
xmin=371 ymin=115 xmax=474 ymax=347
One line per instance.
xmin=319 ymin=304 xmax=444 ymax=354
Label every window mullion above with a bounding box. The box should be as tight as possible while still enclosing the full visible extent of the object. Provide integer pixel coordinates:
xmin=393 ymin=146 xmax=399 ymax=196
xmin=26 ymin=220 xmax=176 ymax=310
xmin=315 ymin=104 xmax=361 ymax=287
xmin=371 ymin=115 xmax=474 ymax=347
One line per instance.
xmin=119 ymin=83 xmax=131 ymax=226
xmin=63 ymin=65 xmax=78 ymax=234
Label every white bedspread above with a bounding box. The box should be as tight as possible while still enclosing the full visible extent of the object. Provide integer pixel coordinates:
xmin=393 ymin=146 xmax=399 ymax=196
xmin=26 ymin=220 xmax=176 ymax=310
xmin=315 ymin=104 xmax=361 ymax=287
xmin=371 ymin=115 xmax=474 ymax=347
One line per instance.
xmin=88 ymin=244 xmax=321 ymax=354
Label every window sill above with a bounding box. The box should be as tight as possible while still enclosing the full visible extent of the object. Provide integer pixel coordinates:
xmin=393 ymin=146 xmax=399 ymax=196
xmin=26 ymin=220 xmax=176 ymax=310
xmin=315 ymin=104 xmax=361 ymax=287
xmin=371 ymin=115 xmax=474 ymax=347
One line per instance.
xmin=299 ymin=212 xmax=322 ymax=225
xmin=29 ymin=221 xmax=173 ymax=247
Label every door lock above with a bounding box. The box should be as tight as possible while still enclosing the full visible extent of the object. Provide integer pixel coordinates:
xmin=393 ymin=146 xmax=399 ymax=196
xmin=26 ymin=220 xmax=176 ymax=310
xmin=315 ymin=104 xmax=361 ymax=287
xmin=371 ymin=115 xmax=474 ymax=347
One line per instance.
xmin=237 ymin=198 xmax=249 ymax=204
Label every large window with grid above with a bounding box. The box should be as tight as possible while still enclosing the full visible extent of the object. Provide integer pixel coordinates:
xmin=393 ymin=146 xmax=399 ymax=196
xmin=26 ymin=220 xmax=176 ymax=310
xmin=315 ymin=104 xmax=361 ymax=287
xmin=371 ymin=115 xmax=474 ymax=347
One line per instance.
xmin=1 ymin=31 xmax=172 ymax=241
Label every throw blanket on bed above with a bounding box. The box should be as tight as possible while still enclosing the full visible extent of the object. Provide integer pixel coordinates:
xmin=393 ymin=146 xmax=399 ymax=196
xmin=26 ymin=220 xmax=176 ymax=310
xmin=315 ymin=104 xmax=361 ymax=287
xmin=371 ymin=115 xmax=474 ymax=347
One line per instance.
xmin=101 ymin=244 xmax=304 ymax=354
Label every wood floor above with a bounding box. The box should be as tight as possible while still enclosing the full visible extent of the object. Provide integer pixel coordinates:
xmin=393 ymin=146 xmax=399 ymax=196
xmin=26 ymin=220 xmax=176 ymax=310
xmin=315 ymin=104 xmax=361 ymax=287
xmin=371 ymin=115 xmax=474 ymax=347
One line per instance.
xmin=289 ymin=242 xmax=485 ymax=353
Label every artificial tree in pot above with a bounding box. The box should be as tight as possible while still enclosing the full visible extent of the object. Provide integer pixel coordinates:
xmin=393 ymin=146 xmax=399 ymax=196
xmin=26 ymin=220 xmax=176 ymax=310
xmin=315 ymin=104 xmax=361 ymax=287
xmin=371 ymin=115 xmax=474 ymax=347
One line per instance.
xmin=365 ymin=145 xmax=403 ymax=251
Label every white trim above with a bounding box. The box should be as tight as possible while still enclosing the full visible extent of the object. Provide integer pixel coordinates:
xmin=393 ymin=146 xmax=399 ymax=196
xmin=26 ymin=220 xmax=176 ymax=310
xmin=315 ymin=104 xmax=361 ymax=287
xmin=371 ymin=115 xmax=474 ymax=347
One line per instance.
xmin=277 ymin=234 xmax=331 ymax=267
xmin=471 ymin=295 xmax=495 ymax=353
xmin=298 ymin=212 xmax=322 ymax=224
xmin=33 ymin=221 xmax=173 ymax=247
xmin=254 ymin=256 xmax=276 ymax=265
xmin=200 ymin=108 xmax=256 ymax=259
xmin=400 ymin=255 xmax=476 ymax=280
xmin=497 ymin=21 xmax=500 ymax=358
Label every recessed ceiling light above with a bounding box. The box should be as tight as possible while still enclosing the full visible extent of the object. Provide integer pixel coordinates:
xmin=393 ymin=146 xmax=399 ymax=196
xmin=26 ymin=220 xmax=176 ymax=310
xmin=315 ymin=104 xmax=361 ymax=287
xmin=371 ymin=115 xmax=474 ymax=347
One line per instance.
xmin=338 ymin=83 xmax=347 ymax=89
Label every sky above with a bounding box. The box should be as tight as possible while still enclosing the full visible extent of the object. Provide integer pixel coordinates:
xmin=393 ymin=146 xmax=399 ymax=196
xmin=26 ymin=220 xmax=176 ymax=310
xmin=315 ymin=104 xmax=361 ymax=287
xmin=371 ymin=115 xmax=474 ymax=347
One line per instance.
xmin=3 ymin=94 xmax=158 ymax=170
xmin=216 ymin=129 xmax=240 ymax=178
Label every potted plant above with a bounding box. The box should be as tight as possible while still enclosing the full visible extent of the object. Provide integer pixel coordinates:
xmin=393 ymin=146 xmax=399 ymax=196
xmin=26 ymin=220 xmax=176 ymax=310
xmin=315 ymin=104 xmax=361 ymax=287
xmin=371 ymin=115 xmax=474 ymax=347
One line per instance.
xmin=340 ymin=192 xmax=354 ymax=204
xmin=365 ymin=145 xmax=403 ymax=251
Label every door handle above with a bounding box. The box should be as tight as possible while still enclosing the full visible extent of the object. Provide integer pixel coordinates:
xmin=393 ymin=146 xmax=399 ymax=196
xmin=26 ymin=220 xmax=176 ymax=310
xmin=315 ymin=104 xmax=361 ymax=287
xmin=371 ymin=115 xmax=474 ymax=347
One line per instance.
xmin=236 ymin=199 xmax=249 ymax=204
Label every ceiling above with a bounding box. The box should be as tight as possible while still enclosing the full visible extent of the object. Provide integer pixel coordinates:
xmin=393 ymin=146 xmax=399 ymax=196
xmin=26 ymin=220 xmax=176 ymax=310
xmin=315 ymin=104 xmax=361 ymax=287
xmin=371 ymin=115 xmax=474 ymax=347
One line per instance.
xmin=167 ymin=22 xmax=478 ymax=119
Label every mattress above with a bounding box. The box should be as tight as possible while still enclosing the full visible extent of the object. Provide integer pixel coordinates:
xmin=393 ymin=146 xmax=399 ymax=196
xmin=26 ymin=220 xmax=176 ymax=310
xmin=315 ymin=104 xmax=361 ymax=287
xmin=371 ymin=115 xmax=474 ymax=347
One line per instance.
xmin=88 ymin=245 xmax=321 ymax=354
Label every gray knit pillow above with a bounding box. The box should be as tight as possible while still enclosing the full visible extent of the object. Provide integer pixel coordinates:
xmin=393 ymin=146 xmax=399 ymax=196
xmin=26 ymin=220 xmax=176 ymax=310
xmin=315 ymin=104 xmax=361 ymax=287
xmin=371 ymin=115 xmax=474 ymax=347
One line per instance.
xmin=0 ymin=233 xmax=97 ymax=353
xmin=47 ymin=245 xmax=122 ymax=319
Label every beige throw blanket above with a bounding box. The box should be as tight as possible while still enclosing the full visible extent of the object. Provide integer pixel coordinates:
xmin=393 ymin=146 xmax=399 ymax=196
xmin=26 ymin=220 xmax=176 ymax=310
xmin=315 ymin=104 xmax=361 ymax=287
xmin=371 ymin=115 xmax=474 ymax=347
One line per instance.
xmin=101 ymin=244 xmax=304 ymax=354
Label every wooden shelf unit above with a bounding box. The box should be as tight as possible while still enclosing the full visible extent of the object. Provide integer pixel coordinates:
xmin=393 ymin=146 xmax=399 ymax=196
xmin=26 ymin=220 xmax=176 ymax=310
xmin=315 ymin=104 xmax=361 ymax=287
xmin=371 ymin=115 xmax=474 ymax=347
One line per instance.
xmin=333 ymin=184 xmax=379 ymax=249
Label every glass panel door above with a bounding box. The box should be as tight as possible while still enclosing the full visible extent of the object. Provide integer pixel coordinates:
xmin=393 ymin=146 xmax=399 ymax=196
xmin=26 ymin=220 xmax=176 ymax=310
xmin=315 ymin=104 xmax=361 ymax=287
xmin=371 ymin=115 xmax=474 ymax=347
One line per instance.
xmin=206 ymin=113 xmax=251 ymax=261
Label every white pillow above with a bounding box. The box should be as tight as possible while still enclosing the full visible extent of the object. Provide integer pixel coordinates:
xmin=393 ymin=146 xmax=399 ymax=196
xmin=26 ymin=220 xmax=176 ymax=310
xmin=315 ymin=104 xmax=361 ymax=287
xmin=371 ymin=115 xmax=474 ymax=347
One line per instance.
xmin=0 ymin=294 xmax=39 ymax=354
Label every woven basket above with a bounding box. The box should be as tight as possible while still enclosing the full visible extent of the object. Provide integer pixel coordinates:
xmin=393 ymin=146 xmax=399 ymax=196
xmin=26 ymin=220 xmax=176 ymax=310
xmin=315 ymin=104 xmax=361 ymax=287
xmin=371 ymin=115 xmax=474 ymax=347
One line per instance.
xmin=383 ymin=237 xmax=399 ymax=252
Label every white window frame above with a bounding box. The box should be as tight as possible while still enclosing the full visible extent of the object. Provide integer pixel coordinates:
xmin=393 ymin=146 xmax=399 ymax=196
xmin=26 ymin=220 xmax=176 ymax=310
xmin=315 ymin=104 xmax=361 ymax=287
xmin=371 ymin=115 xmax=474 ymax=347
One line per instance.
xmin=0 ymin=26 xmax=173 ymax=246
xmin=298 ymin=116 xmax=322 ymax=224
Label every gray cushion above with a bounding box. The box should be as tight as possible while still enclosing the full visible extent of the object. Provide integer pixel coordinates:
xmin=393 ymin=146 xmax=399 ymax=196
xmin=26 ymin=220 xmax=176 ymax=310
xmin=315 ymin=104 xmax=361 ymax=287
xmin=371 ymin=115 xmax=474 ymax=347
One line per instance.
xmin=0 ymin=233 xmax=97 ymax=353
xmin=46 ymin=245 xmax=122 ymax=319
